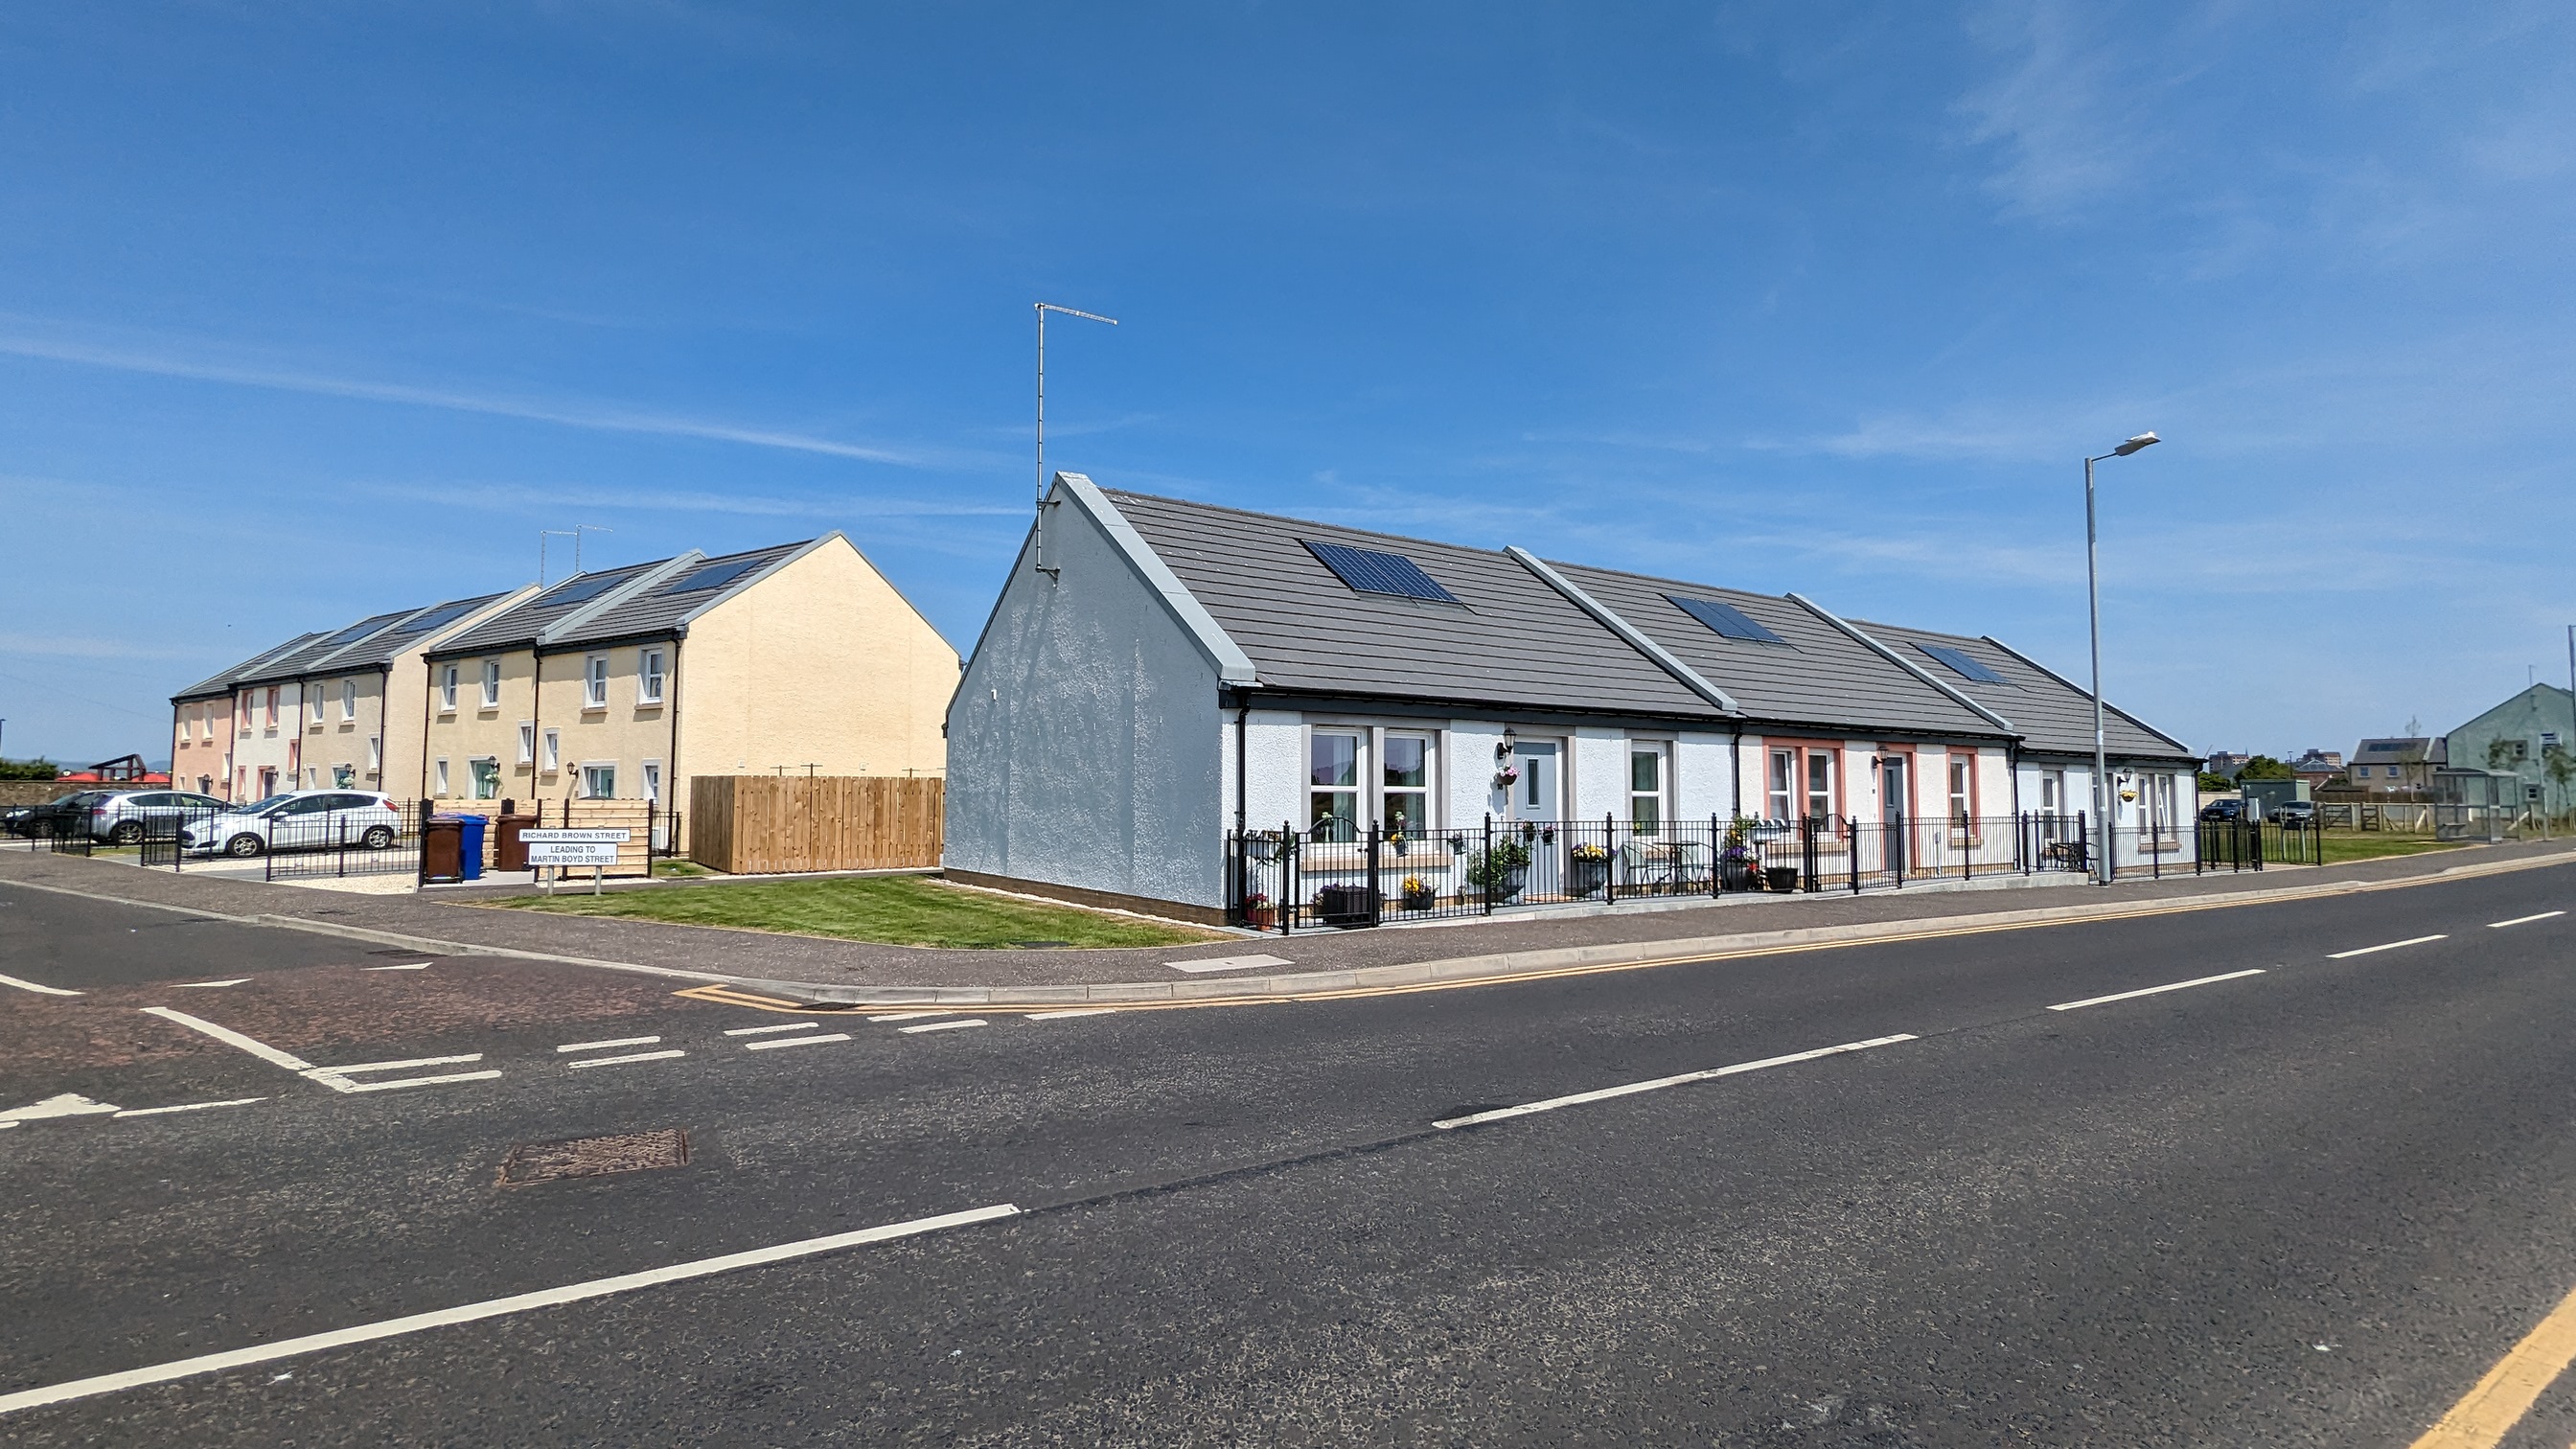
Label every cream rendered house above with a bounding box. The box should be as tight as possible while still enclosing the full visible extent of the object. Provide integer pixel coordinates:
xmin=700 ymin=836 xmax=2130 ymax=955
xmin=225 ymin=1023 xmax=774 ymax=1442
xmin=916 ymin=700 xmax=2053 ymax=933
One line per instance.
xmin=418 ymin=534 xmax=953 ymax=827
xmin=169 ymin=589 xmax=530 ymax=802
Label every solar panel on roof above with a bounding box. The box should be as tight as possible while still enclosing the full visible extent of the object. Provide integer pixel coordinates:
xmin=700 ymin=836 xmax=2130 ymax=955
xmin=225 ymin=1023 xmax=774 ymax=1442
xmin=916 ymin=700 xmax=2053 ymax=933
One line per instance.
xmin=661 ymin=557 xmax=768 ymax=595
xmin=1665 ymin=594 xmax=1785 ymax=644
xmin=1300 ymin=540 xmax=1460 ymax=604
xmin=1918 ymin=642 xmax=2005 ymax=684
xmin=535 ymin=574 xmax=626 ymax=608
xmin=312 ymin=611 xmax=406 ymax=649
xmin=379 ymin=598 xmax=482 ymax=636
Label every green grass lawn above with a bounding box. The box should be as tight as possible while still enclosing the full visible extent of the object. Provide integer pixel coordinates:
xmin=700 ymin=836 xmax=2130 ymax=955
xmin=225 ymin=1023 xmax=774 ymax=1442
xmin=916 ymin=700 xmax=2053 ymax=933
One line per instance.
xmin=2315 ymin=832 xmax=2463 ymax=864
xmin=483 ymin=872 xmax=1224 ymax=949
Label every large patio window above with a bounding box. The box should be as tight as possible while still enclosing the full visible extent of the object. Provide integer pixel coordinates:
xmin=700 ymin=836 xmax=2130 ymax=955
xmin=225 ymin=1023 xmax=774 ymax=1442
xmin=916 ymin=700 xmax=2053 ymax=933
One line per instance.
xmin=1383 ymin=733 xmax=1432 ymax=839
xmin=1310 ymin=730 xmax=1360 ymax=840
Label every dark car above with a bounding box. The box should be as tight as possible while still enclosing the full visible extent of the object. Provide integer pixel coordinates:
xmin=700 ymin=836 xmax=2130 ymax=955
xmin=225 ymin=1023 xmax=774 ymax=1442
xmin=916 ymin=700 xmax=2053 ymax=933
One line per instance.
xmin=2197 ymin=797 xmax=2246 ymax=823
xmin=12 ymin=790 xmax=115 ymax=838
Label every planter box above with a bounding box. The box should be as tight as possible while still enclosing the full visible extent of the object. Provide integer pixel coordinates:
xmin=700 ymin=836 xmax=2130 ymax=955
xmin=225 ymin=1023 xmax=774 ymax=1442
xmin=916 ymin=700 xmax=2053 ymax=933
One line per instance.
xmin=1762 ymin=864 xmax=1801 ymax=892
xmin=1314 ymin=884 xmax=1379 ymax=928
xmin=1568 ymin=859 xmax=1610 ymax=896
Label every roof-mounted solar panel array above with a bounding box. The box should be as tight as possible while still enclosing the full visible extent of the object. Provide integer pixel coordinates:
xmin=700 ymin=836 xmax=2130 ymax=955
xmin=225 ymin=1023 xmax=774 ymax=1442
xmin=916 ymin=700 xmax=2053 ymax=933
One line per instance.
xmin=312 ymin=610 xmax=408 ymax=650
xmin=534 ymin=573 xmax=626 ymax=609
xmin=1665 ymin=594 xmax=1785 ymax=644
xmin=1918 ymin=642 xmax=2006 ymax=683
xmin=377 ymin=598 xmax=482 ymax=639
xmin=1300 ymin=540 xmax=1460 ymax=604
xmin=662 ymin=557 xmax=768 ymax=595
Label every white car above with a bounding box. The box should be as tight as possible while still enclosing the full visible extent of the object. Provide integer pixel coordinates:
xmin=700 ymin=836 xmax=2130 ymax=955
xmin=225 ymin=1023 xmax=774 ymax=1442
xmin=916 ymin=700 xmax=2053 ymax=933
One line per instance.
xmin=183 ymin=791 xmax=404 ymax=858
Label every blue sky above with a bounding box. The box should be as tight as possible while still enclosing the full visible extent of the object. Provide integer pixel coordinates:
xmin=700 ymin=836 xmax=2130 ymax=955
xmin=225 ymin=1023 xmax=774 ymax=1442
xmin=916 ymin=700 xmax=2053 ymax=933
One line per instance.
xmin=5 ymin=3 xmax=2571 ymax=767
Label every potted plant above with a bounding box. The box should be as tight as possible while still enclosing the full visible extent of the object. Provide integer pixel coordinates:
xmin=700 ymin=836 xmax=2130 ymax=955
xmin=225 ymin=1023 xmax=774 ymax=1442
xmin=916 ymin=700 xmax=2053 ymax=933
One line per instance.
xmin=1763 ymin=863 xmax=1801 ymax=892
xmin=1719 ymin=817 xmax=1759 ymax=890
xmin=1239 ymin=890 xmax=1275 ymax=930
xmin=1466 ymin=839 xmax=1531 ymax=903
xmin=1400 ymin=874 xmax=1437 ymax=911
xmin=1568 ymin=840 xmax=1611 ymax=896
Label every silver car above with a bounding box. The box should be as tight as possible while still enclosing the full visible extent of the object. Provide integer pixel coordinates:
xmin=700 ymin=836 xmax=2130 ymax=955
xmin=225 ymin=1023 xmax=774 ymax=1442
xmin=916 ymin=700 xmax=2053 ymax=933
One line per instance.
xmin=183 ymin=791 xmax=403 ymax=858
xmin=84 ymin=790 xmax=229 ymax=845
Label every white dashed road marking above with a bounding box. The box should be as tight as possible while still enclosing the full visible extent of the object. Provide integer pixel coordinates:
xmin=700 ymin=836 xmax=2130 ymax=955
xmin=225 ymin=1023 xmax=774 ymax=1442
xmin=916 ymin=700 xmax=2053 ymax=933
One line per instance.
xmin=141 ymin=1007 xmax=315 ymax=1070
xmin=171 ymin=979 xmax=252 ymax=989
xmin=0 ymin=1203 xmax=1022 ymax=1417
xmin=2047 ymin=968 xmax=2267 ymax=1012
xmin=2329 ymin=934 xmax=2448 ymax=958
xmin=113 ymin=1098 xmax=266 ymax=1118
xmin=1026 ymin=1008 xmax=1118 ymax=1020
xmin=361 ymin=963 xmax=431 ymax=972
xmin=743 ymin=1033 xmax=850 ymax=1051
xmin=565 ymin=1050 xmax=685 ymax=1070
xmin=866 ymin=1011 xmax=954 ymax=1022
xmin=556 ymin=1037 xmax=661 ymax=1053
xmin=1435 ymin=1035 xmax=1920 ymax=1130
xmin=898 ymin=1019 xmax=987 ymax=1034
xmin=0 ymin=973 xmax=81 ymax=997
xmin=2490 ymin=910 xmax=2565 ymax=929
xmin=724 ymin=1023 xmax=820 ymax=1036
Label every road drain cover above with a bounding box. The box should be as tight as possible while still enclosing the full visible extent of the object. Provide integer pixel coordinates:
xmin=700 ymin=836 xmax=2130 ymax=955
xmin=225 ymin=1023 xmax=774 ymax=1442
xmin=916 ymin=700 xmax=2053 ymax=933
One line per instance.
xmin=500 ymin=1128 xmax=690 ymax=1186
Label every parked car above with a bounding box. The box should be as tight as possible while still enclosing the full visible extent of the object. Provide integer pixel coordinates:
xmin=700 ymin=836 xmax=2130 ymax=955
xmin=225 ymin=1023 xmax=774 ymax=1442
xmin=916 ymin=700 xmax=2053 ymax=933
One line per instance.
xmin=2270 ymin=799 xmax=2318 ymax=829
xmin=83 ymin=790 xmax=230 ymax=844
xmin=11 ymin=790 xmax=117 ymax=839
xmin=2197 ymin=798 xmax=2246 ymax=823
xmin=182 ymin=791 xmax=403 ymax=858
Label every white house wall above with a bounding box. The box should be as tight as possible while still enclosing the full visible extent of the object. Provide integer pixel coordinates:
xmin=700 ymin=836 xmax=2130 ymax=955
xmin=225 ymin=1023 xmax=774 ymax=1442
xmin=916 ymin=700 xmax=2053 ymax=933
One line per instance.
xmin=945 ymin=502 xmax=1227 ymax=910
xmin=1674 ymin=731 xmax=1734 ymax=820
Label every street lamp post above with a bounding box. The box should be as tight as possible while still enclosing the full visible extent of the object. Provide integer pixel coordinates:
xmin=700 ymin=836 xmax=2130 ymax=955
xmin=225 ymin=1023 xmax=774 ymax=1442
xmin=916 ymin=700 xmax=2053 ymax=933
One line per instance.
xmin=2086 ymin=431 xmax=2159 ymax=886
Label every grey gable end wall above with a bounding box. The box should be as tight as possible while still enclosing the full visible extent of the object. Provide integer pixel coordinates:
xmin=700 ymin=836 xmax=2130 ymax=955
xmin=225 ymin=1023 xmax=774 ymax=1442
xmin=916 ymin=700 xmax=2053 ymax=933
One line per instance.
xmin=945 ymin=494 xmax=1226 ymax=913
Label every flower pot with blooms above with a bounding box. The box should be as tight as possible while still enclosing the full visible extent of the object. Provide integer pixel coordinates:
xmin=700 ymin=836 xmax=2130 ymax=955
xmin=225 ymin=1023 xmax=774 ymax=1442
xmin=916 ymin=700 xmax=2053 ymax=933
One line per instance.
xmin=1400 ymin=874 xmax=1437 ymax=911
xmin=1240 ymin=890 xmax=1276 ymax=930
xmin=1568 ymin=840 xmax=1611 ymax=896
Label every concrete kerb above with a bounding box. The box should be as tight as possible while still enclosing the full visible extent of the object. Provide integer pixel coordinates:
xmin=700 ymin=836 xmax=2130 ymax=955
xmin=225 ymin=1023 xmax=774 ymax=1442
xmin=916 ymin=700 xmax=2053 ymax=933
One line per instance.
xmin=8 ymin=847 xmax=2572 ymax=1011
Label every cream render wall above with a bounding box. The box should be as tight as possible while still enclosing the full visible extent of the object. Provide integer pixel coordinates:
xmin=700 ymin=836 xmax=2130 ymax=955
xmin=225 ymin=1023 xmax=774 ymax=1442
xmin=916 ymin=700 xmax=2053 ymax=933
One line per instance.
xmin=425 ymin=650 xmax=547 ymax=801
xmin=289 ymin=671 xmax=388 ymax=792
xmin=677 ymin=538 xmax=954 ymax=792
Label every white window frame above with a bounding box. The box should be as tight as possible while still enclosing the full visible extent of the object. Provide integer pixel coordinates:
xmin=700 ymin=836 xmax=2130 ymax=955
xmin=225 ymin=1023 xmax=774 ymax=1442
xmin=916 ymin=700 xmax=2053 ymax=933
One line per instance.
xmin=1805 ymin=750 xmax=1835 ymax=821
xmin=1307 ymin=726 xmax=1363 ymax=841
xmin=541 ymin=728 xmax=561 ymax=773
xmin=480 ymin=659 xmax=501 ymax=708
xmin=308 ymin=687 xmax=324 ymax=724
xmin=1301 ymin=722 xmax=1440 ymax=841
xmin=366 ymin=736 xmax=381 ymax=772
xmin=439 ymin=665 xmax=459 ymax=712
xmin=470 ymin=756 xmax=501 ymax=800
xmin=1628 ymin=740 xmax=1670 ymax=836
xmin=1380 ymin=729 xmax=1436 ymax=839
xmin=584 ymin=654 xmax=610 ymax=710
xmin=340 ymin=678 xmax=356 ymax=721
xmin=517 ymin=721 xmax=537 ymax=766
xmin=641 ymin=760 xmax=663 ymax=803
xmin=1766 ymin=748 xmax=1794 ymax=820
xmin=433 ymin=758 xmax=450 ymax=796
xmin=1947 ymin=756 xmax=1973 ymax=826
xmin=580 ymin=762 xmax=617 ymax=800
xmin=638 ymin=648 xmax=666 ymax=705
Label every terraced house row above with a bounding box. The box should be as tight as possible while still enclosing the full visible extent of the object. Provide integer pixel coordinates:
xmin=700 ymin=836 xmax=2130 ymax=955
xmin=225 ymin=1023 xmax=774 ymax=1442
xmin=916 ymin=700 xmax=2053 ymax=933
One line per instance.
xmin=946 ymin=474 xmax=2197 ymax=922
xmin=170 ymin=534 xmax=954 ymax=823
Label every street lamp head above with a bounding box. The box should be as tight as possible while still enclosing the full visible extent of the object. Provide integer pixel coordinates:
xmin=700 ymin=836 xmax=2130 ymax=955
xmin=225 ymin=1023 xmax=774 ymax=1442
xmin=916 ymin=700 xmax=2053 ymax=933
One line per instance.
xmin=2112 ymin=431 xmax=2159 ymax=456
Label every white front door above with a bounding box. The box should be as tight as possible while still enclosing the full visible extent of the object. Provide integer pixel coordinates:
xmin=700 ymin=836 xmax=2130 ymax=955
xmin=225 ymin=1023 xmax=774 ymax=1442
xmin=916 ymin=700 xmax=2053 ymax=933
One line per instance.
xmin=1509 ymin=742 xmax=1560 ymax=822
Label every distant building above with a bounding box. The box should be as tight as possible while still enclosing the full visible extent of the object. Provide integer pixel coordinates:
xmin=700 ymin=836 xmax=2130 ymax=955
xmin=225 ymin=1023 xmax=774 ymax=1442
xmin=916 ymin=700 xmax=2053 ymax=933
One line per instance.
xmin=2203 ymin=751 xmax=2252 ymax=781
xmin=2345 ymin=737 xmax=2441 ymax=794
xmin=2289 ymin=749 xmax=2345 ymax=789
xmin=2440 ymin=685 xmax=2576 ymax=816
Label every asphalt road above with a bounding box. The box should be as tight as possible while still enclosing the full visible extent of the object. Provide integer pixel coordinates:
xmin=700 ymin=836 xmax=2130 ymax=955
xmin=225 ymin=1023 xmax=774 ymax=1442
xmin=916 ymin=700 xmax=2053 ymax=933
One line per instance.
xmin=5 ymin=862 xmax=2576 ymax=1445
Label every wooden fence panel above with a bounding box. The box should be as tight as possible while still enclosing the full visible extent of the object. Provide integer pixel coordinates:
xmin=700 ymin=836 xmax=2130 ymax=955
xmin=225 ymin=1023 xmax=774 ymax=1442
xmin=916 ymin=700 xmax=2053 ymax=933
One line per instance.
xmin=686 ymin=775 xmax=942 ymax=875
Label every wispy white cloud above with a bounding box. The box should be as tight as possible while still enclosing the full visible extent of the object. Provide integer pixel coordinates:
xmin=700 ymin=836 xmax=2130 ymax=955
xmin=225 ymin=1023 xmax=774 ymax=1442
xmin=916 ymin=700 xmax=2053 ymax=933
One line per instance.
xmin=1953 ymin=0 xmax=2156 ymax=219
xmin=352 ymin=480 xmax=1022 ymax=519
xmin=0 ymin=329 xmax=990 ymax=470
